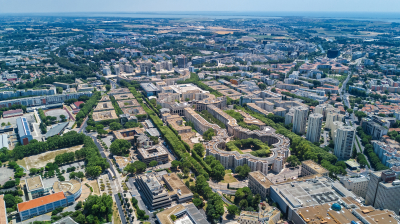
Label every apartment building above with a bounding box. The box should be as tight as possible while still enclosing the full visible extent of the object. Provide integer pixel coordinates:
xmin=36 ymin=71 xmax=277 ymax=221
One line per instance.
xmin=300 ymin=160 xmax=329 ymax=177
xmin=292 ymin=106 xmax=308 ymax=135
xmin=306 ymin=113 xmax=323 ymax=143
xmin=248 ymin=171 xmax=274 ymax=199
xmin=361 ymin=118 xmax=389 ymax=140
xmin=137 ymin=145 xmax=169 ymax=165
xmin=365 ymin=170 xmax=400 ymax=213
xmin=340 ymin=176 xmax=369 ymax=198
xmin=334 ymin=126 xmax=355 ymax=160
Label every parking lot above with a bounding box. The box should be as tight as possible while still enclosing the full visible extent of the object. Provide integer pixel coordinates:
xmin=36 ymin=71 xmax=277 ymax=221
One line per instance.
xmin=0 ymin=166 xmax=16 ymax=186
xmin=45 ymin=109 xmax=70 ymax=122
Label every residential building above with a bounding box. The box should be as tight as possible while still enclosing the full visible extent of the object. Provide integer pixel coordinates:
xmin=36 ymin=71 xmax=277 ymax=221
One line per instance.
xmin=248 ymin=171 xmax=274 ymax=199
xmin=177 ymin=56 xmax=187 ymax=68
xmin=135 ymin=173 xmax=172 ymax=210
xmin=334 ymin=126 xmax=355 ymax=160
xmin=340 ymin=176 xmax=369 ymax=198
xmin=140 ymin=83 xmax=160 ymax=97
xmin=361 ymin=118 xmax=389 ymax=140
xmin=365 ymin=170 xmax=400 ymax=213
xmin=300 ymin=160 xmax=329 ymax=177
xmin=292 ymin=106 xmax=308 ymax=135
xmin=306 ymin=113 xmax=323 ymax=143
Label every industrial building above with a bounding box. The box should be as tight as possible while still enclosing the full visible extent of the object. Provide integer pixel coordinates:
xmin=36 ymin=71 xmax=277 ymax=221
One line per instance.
xmin=16 ymin=117 xmax=33 ymax=145
xmin=270 ymin=177 xmax=356 ymax=221
xmin=135 ymin=173 xmax=172 ymax=210
xmin=45 ymin=122 xmax=69 ymax=139
xmin=2 ymin=109 xmax=23 ymax=118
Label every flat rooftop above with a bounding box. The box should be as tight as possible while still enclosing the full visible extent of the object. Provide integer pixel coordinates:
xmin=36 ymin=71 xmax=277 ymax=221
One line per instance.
xmin=113 ymin=127 xmax=144 ymax=141
xmin=118 ymin=99 xmax=141 ymax=108
xmin=26 ymin=176 xmax=44 ymax=192
xmin=272 ymin=178 xmax=345 ymax=208
xmin=94 ymin=101 xmax=115 ymax=112
xmin=92 ymin=110 xmax=118 ymax=122
xmin=169 ymin=84 xmax=206 ymax=95
xmin=114 ymin=156 xmax=132 ymax=169
xmin=109 ymin=88 xmax=131 ymax=96
xmin=162 ymin=173 xmax=193 ymax=198
xmin=121 ymin=107 xmax=146 ymax=115
xmin=53 ymin=179 xmax=81 ymax=196
xmin=0 ymin=195 xmax=7 ymax=224
xmin=296 ymin=203 xmax=358 ymax=224
xmin=302 ymin=160 xmax=329 ymax=175
xmin=99 ymin=95 xmax=110 ymax=102
xmin=156 ymin=204 xmax=208 ymax=224
xmin=113 ymin=93 xmax=135 ymax=100
xmin=138 ymin=145 xmax=168 ymax=159
xmin=249 ymin=171 xmax=274 ymax=189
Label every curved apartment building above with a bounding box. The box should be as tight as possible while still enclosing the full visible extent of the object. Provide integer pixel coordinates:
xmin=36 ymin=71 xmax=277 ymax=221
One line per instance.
xmin=184 ymin=106 xmax=290 ymax=174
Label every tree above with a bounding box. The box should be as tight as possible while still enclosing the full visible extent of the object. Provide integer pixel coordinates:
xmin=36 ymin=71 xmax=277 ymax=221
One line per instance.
xmin=86 ymin=166 xmax=102 ymax=178
xmin=149 ymin=160 xmax=158 ymax=167
xmin=287 ymin=155 xmax=301 ymax=167
xmin=171 ymin=160 xmax=181 ymax=170
xmin=106 ymin=84 xmax=111 ymax=91
xmin=355 ymin=111 xmax=367 ymax=122
xmin=258 ymin=83 xmax=267 ymax=90
xmin=4 ymin=194 xmax=16 ymax=208
xmin=193 ymin=198 xmax=203 ymax=207
xmin=124 ymin=163 xmax=137 ymax=175
xmin=193 ymin=143 xmax=205 ymax=157
xmin=110 ymin=122 xmax=123 ymax=131
xmin=239 ymin=199 xmax=248 ymax=209
xmin=56 ymin=87 xmax=63 ymax=94
xmin=110 ymin=139 xmax=131 ymax=155
xmin=236 ymin=164 xmax=251 ymax=178
xmin=170 ymin=215 xmax=177 ymax=221
xmin=132 ymin=161 xmax=147 ymax=173
xmin=271 ymin=87 xmax=276 ymax=92
xmin=75 ymin=213 xmax=86 ymax=224
xmin=227 ymin=205 xmax=238 ymax=215
xmin=203 ymin=128 xmax=215 ymax=141
xmin=347 ymin=108 xmax=353 ymax=114
xmin=60 ymin=114 xmax=66 ymax=122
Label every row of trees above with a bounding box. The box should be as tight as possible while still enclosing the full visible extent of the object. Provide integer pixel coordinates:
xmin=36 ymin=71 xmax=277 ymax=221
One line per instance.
xmin=357 ymin=127 xmax=388 ymax=171
xmin=76 ymin=91 xmax=101 ymax=127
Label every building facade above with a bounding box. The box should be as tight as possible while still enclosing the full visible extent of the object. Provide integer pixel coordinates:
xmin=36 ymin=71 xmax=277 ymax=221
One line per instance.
xmin=334 ymin=126 xmax=355 ymax=160
xmin=292 ymin=106 xmax=308 ymax=135
xmin=306 ymin=113 xmax=323 ymax=143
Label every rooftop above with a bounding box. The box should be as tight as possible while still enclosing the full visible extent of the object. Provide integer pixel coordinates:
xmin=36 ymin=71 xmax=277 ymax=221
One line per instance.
xmin=156 ymin=204 xmax=208 ymax=224
xmin=92 ymin=110 xmax=118 ymax=122
xmin=46 ymin=122 xmax=69 ymax=139
xmin=0 ymin=195 xmax=7 ymax=224
xmin=162 ymin=173 xmax=193 ymax=198
xmin=18 ymin=192 xmax=65 ymax=212
xmin=138 ymin=145 xmax=168 ymax=159
xmin=302 ymin=160 xmax=329 ymax=175
xmin=249 ymin=171 xmax=274 ymax=189
xmin=26 ymin=175 xmax=44 ymax=192
xmin=53 ymin=179 xmax=81 ymax=196
xmin=113 ymin=93 xmax=135 ymax=100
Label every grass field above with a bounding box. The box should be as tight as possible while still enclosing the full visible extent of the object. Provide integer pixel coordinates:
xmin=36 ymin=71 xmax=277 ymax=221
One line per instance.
xmin=221 ymin=170 xmax=238 ymax=184
xmin=90 ymin=180 xmax=100 ymax=195
xmin=18 ymin=145 xmax=83 ymax=170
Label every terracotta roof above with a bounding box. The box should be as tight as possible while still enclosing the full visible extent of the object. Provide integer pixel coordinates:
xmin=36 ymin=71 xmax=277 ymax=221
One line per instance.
xmin=74 ymin=101 xmax=85 ymax=108
xmin=18 ymin=192 xmax=65 ymax=212
xmin=389 ymin=128 xmax=400 ymax=132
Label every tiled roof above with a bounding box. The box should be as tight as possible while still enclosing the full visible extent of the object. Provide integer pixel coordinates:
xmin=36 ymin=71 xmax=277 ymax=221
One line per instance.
xmin=18 ymin=192 xmax=65 ymax=212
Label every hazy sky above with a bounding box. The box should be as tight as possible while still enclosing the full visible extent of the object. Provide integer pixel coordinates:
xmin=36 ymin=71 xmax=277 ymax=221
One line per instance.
xmin=0 ymin=0 xmax=400 ymax=14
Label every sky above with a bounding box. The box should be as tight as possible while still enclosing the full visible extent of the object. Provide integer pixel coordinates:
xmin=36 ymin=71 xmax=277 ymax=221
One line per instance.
xmin=0 ymin=0 xmax=400 ymax=14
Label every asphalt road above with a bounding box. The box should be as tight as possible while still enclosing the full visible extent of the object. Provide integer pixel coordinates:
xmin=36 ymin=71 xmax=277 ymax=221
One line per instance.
xmin=114 ymin=194 xmax=128 ymax=224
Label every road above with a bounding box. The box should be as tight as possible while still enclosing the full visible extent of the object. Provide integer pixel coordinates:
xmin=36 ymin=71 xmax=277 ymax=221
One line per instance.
xmin=340 ymin=71 xmax=352 ymax=95
xmin=212 ymin=189 xmax=233 ymax=205
xmin=114 ymin=194 xmax=128 ymax=224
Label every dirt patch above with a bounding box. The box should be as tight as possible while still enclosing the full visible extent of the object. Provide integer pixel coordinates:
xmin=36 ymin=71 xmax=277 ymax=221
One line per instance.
xmin=240 ymin=149 xmax=253 ymax=153
xmin=77 ymin=181 xmax=91 ymax=202
xmin=22 ymin=145 xmax=83 ymax=170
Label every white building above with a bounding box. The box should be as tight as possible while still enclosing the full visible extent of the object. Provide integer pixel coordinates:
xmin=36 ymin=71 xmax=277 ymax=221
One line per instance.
xmin=334 ymin=126 xmax=355 ymax=160
xmin=306 ymin=113 xmax=323 ymax=143
xmin=292 ymin=106 xmax=308 ymax=135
